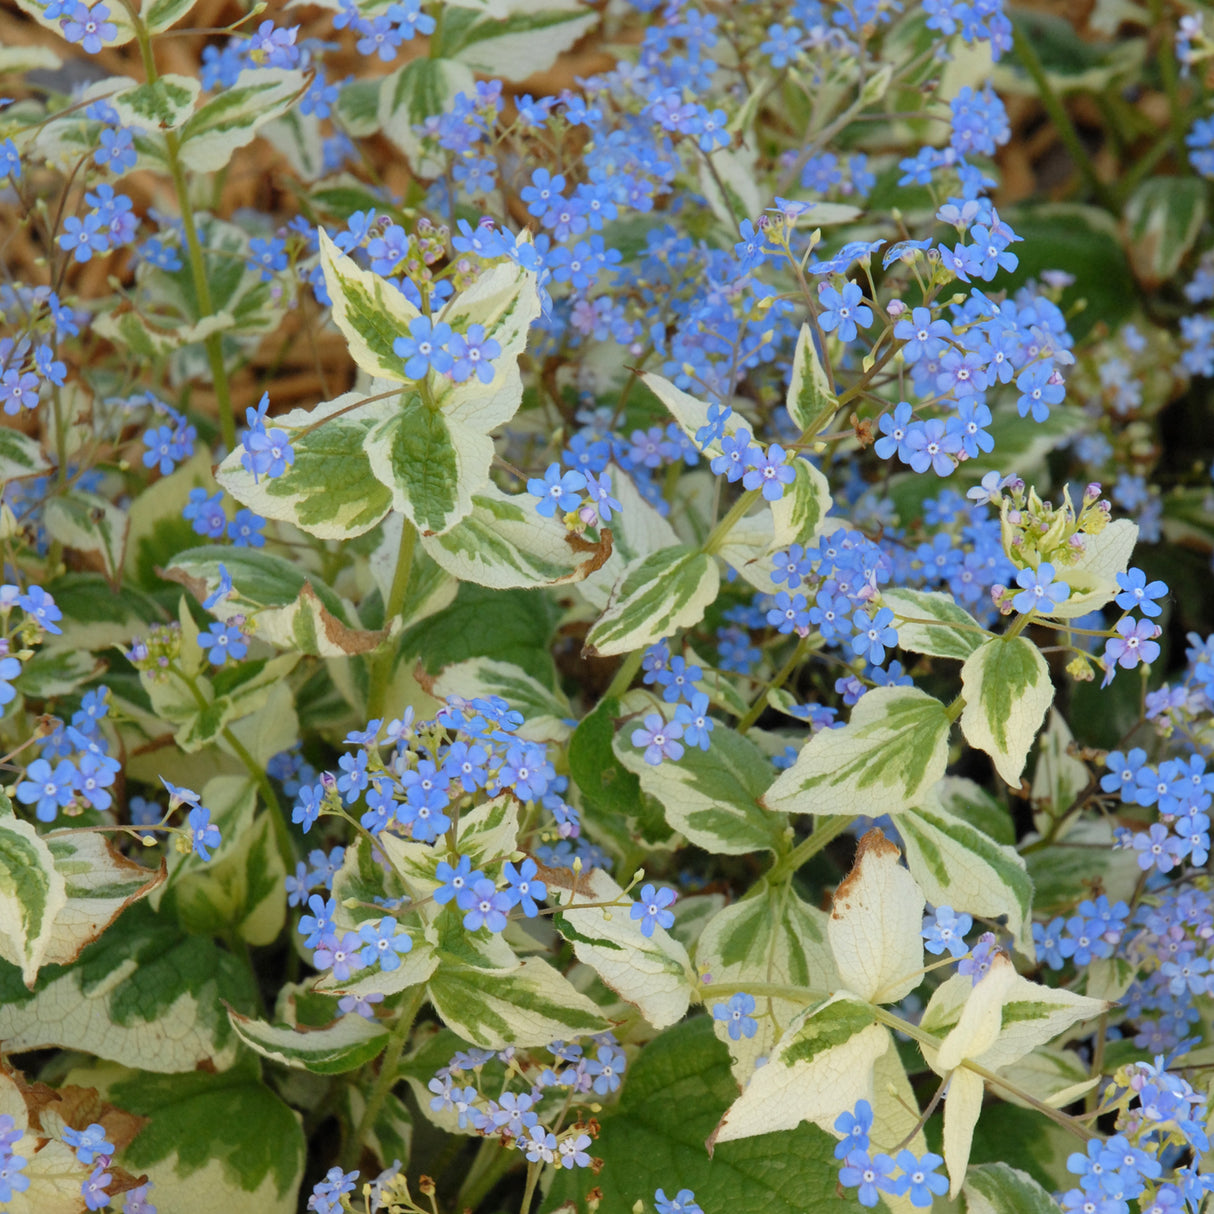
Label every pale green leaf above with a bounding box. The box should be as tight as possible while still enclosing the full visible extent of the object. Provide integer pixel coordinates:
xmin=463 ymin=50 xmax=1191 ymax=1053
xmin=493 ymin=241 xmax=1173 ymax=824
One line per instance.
xmin=546 ymin=866 xmax=695 ymax=1030
xmin=432 ymin=251 xmax=543 ymax=432
xmin=898 ymin=793 xmax=1036 ymax=960
xmin=584 ymin=544 xmax=719 ymax=658
xmin=141 ymin=0 xmax=197 ymax=34
xmin=960 ymin=637 xmax=1054 ymax=787
xmin=696 ymin=886 xmax=836 ymax=1082
xmin=427 ymin=956 xmax=608 ymax=1049
xmin=763 ymin=687 xmax=951 ymax=819
xmin=378 ymin=57 xmax=476 ymax=176
xmin=163 ymin=545 xmax=385 ymax=658
xmin=228 ymin=1009 xmax=389 ymax=1075
xmin=41 ymin=830 xmax=163 ymax=970
xmin=1050 ymin=519 xmax=1138 ymax=618
xmin=613 ymin=724 xmax=788 ymax=855
xmin=431 ymin=658 xmax=573 ymax=744
xmin=697 ymin=146 xmax=762 ymax=228
xmin=420 ymin=482 xmax=612 ymax=589
xmin=963 ymin=1162 xmax=1061 ymax=1214
xmin=786 ymin=323 xmax=837 ymax=433
xmin=1030 ymin=709 xmax=1090 ymax=832
xmin=446 ymin=2 xmax=599 ymax=77
xmin=217 ymin=392 xmax=393 ymax=540
xmin=828 ymin=829 xmax=925 ymax=1006
xmin=881 ymin=588 xmax=988 ymax=660
xmin=43 ymin=491 xmax=127 ymax=582
xmin=0 ymin=428 xmax=51 ymax=483
xmin=1125 ymin=176 xmax=1206 ymax=286
xmin=0 ymin=903 xmax=255 ymax=1071
xmin=709 ymin=995 xmax=890 ymax=1147
xmin=0 ymin=816 xmax=67 ymax=987
xmin=13 ymin=0 xmax=135 ymax=44
xmin=178 ymin=69 xmax=306 ymax=173
xmin=318 ymin=228 xmax=419 ymax=382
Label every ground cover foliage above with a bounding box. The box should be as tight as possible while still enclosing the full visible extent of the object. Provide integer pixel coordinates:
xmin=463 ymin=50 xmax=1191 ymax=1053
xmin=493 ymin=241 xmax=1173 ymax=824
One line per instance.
xmin=2 ymin=0 xmax=1214 ymax=1212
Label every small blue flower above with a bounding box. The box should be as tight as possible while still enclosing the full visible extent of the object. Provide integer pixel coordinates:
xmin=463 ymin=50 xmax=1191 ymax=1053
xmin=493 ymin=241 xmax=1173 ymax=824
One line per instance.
xmin=187 ymin=805 xmax=221 ymax=861
xmin=630 ymin=883 xmax=676 ymax=937
xmin=631 ymin=713 xmax=684 ymax=765
xmin=833 ymin=1100 xmax=873 ymax=1160
xmin=712 ymin=993 xmax=758 ymax=1040
xmin=198 ymin=620 xmax=247 ymax=666
xmin=393 ymin=316 xmax=454 ymax=379
xmin=817 ymin=282 xmax=872 ymax=343
xmin=1011 ymin=562 xmax=1070 ymax=616
xmin=527 ymin=463 xmax=587 ymax=518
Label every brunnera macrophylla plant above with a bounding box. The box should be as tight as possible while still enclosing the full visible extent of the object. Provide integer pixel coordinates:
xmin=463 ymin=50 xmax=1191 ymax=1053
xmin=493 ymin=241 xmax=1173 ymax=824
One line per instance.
xmin=3 ymin=0 xmax=1214 ymax=1211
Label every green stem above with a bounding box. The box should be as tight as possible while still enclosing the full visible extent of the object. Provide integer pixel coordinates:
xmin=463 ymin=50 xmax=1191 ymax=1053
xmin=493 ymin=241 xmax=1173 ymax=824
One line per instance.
xmin=766 ymin=815 xmax=851 ymax=883
xmin=603 ymin=649 xmax=644 ymax=701
xmin=518 ymin=1161 xmax=542 ymax=1214
xmin=1011 ymin=21 xmax=1118 ymax=212
xmin=456 ymin=1137 xmax=517 ymax=1212
xmin=341 ymin=984 xmax=426 ymax=1172
xmin=737 ymin=637 xmax=808 ymax=733
xmin=127 ymin=6 xmax=236 ymax=449
xmin=367 ymin=516 xmax=418 ymax=722
xmin=1151 ymin=0 xmax=1190 ymax=171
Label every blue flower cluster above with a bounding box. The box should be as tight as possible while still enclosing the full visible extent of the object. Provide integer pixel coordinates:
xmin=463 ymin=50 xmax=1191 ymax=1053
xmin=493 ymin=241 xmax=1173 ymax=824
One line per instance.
xmin=834 ymin=1100 xmax=949 ymax=1208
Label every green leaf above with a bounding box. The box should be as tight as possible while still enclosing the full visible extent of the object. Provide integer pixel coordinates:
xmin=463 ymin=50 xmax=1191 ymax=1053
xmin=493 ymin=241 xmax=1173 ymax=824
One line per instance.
xmin=960 ymin=637 xmax=1054 ymax=787
xmin=0 ymin=427 xmax=51 ymax=483
xmin=378 ymin=57 xmax=476 ymax=176
xmin=786 ymin=322 xmax=837 ymax=432
xmin=0 ymin=816 xmax=67 ymax=987
xmin=898 ymin=794 xmax=1035 ymax=959
xmin=0 ymin=902 xmax=256 ymax=1071
xmin=1030 ymin=709 xmax=1090 ymax=831
xmin=696 ymin=885 xmax=836 ymax=1082
xmin=613 ymin=724 xmax=788 ymax=855
xmin=584 ymin=545 xmax=719 ymax=658
xmin=963 ymin=1162 xmax=1065 ymax=1214
xmin=400 ymin=582 xmax=557 ymax=686
xmin=419 ymin=482 xmax=612 ymax=588
xmin=763 ymin=686 xmax=951 ymax=819
xmin=427 ymin=956 xmax=609 ymax=1049
xmin=43 ymin=491 xmax=128 ymax=583
xmin=544 ymin=1017 xmax=856 ymax=1214
xmin=445 ymin=2 xmax=599 ymax=78
xmin=710 ymin=995 xmax=891 ymax=1147
xmin=13 ymin=647 xmax=103 ymax=699
xmin=178 ymin=69 xmax=305 ymax=172
xmin=363 ymin=392 xmax=482 ymax=536
xmin=546 ymin=867 xmax=695 ymax=1030
xmin=228 ymin=1009 xmax=389 ymax=1075
xmin=1124 ymin=176 xmax=1206 ymax=287
xmin=568 ymin=696 xmax=645 ymax=816
xmin=216 ymin=392 xmax=393 ymax=540
xmin=106 ymin=1064 xmax=304 ymax=1211
xmin=318 ymin=229 xmax=419 ymax=382
xmin=333 ymin=78 xmax=382 ymax=136
xmin=431 ymin=658 xmax=572 ymax=744
xmin=881 ymin=587 xmax=987 ymax=660
xmin=109 ymin=74 xmax=199 ymax=131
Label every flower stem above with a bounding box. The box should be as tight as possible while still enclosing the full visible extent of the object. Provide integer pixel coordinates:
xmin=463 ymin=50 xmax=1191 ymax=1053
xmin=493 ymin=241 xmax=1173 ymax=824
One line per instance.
xmin=367 ymin=515 xmax=418 ymax=722
xmin=341 ymin=984 xmax=426 ymax=1172
xmin=766 ymin=814 xmax=851 ymax=883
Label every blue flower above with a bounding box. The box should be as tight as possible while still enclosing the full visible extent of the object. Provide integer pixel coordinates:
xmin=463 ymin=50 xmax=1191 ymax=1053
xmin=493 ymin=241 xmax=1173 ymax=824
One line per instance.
xmin=527 ymin=463 xmax=587 ymax=518
xmin=0 ymin=655 xmax=21 ymax=709
xmin=833 ymin=1100 xmax=873 ymax=1159
xmin=393 ymin=316 xmax=454 ymax=379
xmin=654 ymin=1190 xmax=702 ymax=1214
xmin=894 ymin=1150 xmax=949 ymax=1207
xmin=502 ymin=858 xmax=546 ymax=917
xmin=62 ymin=1123 xmax=114 ymax=1165
xmin=357 ymin=916 xmax=413 ymax=970
xmin=1011 ymin=562 xmax=1070 ymax=616
xmin=631 ymin=713 xmax=684 ymax=765
xmin=228 ymin=508 xmax=266 ymax=548
xmin=817 ymin=282 xmax=872 ymax=343
xmin=18 ymin=586 xmax=62 ymax=634
xmin=673 ymin=692 xmax=714 ymax=750
xmin=187 ymin=805 xmax=221 ymax=861
xmin=15 ymin=758 xmax=77 ymax=822
xmin=712 ymin=993 xmax=758 ymax=1040
xmin=183 ymin=488 xmax=227 ymax=538
xmin=461 ymin=877 xmax=512 ymax=933
xmin=1115 ymin=567 xmax=1168 ymax=617
xmin=921 ymin=905 xmax=972 ymax=958
xmin=198 ymin=620 xmax=247 ymax=666
xmin=839 ymin=1150 xmax=903 ymax=1207
xmin=448 ymin=324 xmax=501 ymax=384
xmin=851 ymin=607 xmax=899 ymax=666
xmin=630 ymin=883 xmax=676 ymax=936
